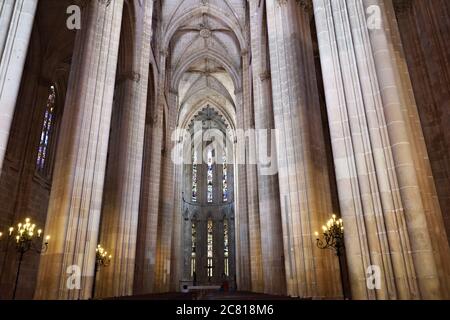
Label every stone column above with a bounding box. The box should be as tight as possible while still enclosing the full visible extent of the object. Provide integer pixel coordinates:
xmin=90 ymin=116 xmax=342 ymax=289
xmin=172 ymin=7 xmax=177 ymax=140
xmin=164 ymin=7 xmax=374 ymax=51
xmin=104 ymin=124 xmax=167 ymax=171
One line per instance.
xmin=395 ymin=0 xmax=450 ymax=247
xmin=34 ymin=0 xmax=124 ymax=300
xmin=154 ymin=91 xmax=177 ymax=292
xmin=170 ymin=130 xmax=184 ymax=291
xmin=227 ymin=156 xmax=236 ymax=287
xmin=0 ymin=0 xmax=38 ymax=173
xmin=242 ymin=51 xmax=264 ymax=293
xmin=133 ymin=101 xmax=164 ymax=295
xmin=249 ymin=0 xmax=286 ymax=296
xmin=96 ymin=1 xmax=154 ymax=298
xmin=234 ymin=90 xmax=251 ymax=291
xmin=266 ymin=0 xmax=341 ymax=298
xmin=313 ymin=0 xmax=450 ymax=299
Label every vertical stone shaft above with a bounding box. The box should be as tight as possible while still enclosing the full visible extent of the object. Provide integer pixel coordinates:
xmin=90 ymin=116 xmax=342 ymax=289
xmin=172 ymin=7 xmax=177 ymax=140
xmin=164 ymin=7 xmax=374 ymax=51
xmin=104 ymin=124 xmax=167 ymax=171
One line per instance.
xmin=154 ymin=92 xmax=177 ymax=292
xmin=0 ymin=0 xmax=38 ymax=172
xmin=249 ymin=0 xmax=286 ymax=296
xmin=134 ymin=101 xmax=164 ymax=294
xmin=96 ymin=1 xmax=154 ymax=298
xmin=170 ymin=133 xmax=184 ymax=291
xmin=313 ymin=0 xmax=450 ymax=299
xmin=379 ymin=0 xmax=450 ymax=298
xmin=395 ymin=0 xmax=450 ymax=255
xmin=242 ymin=50 xmax=264 ymax=293
xmin=266 ymin=0 xmax=341 ymax=298
xmin=234 ymin=90 xmax=251 ymax=290
xmin=34 ymin=0 xmax=124 ymax=300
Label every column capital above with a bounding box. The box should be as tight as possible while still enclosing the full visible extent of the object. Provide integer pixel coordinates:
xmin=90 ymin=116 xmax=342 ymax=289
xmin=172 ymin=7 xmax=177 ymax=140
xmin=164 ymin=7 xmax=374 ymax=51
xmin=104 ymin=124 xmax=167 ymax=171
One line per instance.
xmin=297 ymin=0 xmax=313 ymax=13
xmin=259 ymin=71 xmax=271 ymax=82
xmin=98 ymin=0 xmax=112 ymax=6
xmin=117 ymin=71 xmax=141 ymax=84
xmin=393 ymin=0 xmax=413 ymax=15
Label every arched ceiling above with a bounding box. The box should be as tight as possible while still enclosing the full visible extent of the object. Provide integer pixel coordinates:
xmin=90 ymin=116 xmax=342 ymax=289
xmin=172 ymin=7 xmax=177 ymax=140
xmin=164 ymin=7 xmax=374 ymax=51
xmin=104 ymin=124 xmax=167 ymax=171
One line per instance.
xmin=162 ymin=0 xmax=246 ymax=129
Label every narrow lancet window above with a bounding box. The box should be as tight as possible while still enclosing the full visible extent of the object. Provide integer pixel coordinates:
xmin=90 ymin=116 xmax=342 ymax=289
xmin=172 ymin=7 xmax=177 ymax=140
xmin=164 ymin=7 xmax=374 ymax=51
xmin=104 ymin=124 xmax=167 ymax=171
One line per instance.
xmin=37 ymin=85 xmax=56 ymax=171
xmin=207 ymin=218 xmax=213 ymax=278
xmin=222 ymin=154 xmax=228 ymax=202
xmin=207 ymin=149 xmax=213 ymax=203
xmin=224 ymin=218 xmax=229 ymax=276
xmin=192 ymin=150 xmax=198 ymax=202
xmin=191 ymin=221 xmax=196 ymax=277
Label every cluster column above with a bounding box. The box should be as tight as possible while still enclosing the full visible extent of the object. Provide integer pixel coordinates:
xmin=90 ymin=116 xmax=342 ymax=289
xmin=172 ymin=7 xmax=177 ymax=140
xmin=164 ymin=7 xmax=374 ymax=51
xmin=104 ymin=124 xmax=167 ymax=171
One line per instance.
xmin=249 ymin=0 xmax=286 ymax=296
xmin=96 ymin=1 xmax=154 ymax=298
xmin=266 ymin=0 xmax=341 ymax=298
xmin=234 ymin=90 xmax=251 ymax=291
xmin=313 ymin=0 xmax=450 ymax=299
xmin=0 ymin=0 xmax=38 ymax=172
xmin=34 ymin=0 xmax=124 ymax=300
xmin=154 ymin=91 xmax=177 ymax=292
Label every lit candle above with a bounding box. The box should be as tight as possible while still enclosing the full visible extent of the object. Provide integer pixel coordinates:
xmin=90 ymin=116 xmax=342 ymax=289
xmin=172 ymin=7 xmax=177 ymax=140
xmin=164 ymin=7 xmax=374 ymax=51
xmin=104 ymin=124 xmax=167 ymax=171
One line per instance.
xmin=0 ymin=232 xmax=2 ymax=238
xmin=45 ymin=235 xmax=51 ymax=242
xmin=9 ymin=227 xmax=13 ymax=235
xmin=38 ymin=229 xmax=42 ymax=237
xmin=314 ymin=231 xmax=319 ymax=237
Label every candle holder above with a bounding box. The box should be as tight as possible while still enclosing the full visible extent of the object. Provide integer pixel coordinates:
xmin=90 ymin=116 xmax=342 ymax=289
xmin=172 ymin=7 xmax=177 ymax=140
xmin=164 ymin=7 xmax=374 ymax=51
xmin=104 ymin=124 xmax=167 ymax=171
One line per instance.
xmin=314 ymin=214 xmax=344 ymax=256
xmin=314 ymin=214 xmax=347 ymax=299
xmin=91 ymin=244 xmax=112 ymax=299
xmin=0 ymin=218 xmax=50 ymax=299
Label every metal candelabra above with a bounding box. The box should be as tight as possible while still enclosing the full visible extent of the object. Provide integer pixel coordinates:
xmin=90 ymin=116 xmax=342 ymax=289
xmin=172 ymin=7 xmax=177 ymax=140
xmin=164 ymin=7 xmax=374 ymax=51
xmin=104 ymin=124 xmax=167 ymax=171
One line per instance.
xmin=315 ymin=214 xmax=347 ymax=299
xmin=0 ymin=218 xmax=50 ymax=299
xmin=91 ymin=244 xmax=112 ymax=299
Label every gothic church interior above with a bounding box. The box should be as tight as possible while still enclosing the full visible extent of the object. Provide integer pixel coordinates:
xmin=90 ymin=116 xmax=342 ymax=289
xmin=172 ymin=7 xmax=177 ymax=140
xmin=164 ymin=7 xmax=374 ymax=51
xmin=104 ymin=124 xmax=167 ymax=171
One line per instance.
xmin=0 ymin=0 xmax=449 ymax=300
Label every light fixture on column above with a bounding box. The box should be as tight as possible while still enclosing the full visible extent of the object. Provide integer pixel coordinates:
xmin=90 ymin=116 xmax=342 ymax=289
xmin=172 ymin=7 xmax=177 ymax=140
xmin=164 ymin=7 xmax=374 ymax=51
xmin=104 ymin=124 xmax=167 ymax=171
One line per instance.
xmin=0 ymin=217 xmax=50 ymax=299
xmin=91 ymin=244 xmax=112 ymax=299
xmin=314 ymin=214 xmax=347 ymax=299
xmin=314 ymin=214 xmax=344 ymax=255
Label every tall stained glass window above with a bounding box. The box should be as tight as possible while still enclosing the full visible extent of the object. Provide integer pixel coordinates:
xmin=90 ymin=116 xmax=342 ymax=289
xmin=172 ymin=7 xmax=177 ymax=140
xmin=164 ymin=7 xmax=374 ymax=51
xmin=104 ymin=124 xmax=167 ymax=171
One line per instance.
xmin=222 ymin=154 xmax=228 ymax=202
xmin=191 ymin=221 xmax=196 ymax=277
xmin=207 ymin=149 xmax=213 ymax=203
xmin=37 ymin=85 xmax=56 ymax=171
xmin=224 ymin=218 xmax=229 ymax=276
xmin=192 ymin=150 xmax=198 ymax=202
xmin=207 ymin=218 xmax=213 ymax=278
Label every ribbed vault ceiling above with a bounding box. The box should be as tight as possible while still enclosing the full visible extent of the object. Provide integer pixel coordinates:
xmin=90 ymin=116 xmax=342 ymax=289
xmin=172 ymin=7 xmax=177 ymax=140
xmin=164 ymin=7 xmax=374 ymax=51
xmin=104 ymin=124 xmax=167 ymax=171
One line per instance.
xmin=163 ymin=0 xmax=246 ymax=128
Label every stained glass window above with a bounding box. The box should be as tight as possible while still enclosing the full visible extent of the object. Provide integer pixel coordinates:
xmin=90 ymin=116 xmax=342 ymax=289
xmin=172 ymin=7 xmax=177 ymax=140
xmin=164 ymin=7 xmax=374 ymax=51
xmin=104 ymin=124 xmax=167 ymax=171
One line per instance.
xmin=192 ymin=150 xmax=198 ymax=202
xmin=207 ymin=149 xmax=213 ymax=203
xmin=37 ymin=86 xmax=56 ymax=171
xmin=224 ymin=218 xmax=229 ymax=276
xmin=207 ymin=218 xmax=213 ymax=278
xmin=191 ymin=221 xmax=196 ymax=277
xmin=222 ymin=154 xmax=228 ymax=202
